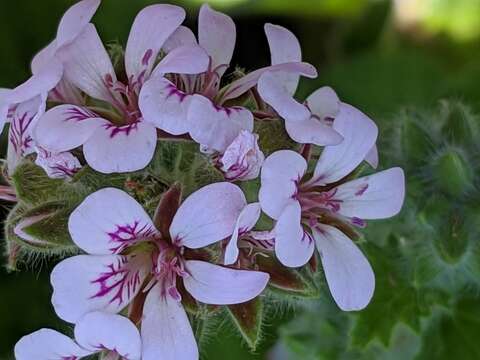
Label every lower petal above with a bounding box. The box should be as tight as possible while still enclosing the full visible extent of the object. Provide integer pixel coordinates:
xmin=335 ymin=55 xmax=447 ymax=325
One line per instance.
xmin=142 ymin=285 xmax=198 ymax=360
xmin=313 ymin=224 xmax=375 ymax=311
xmin=51 ymin=254 xmax=149 ymax=323
xmin=139 ymin=77 xmax=192 ymax=135
xmin=184 ymin=260 xmax=269 ymax=305
xmin=14 ymin=329 xmax=91 ymax=360
xmin=274 ymin=201 xmax=314 ymax=268
xmin=74 ymin=312 xmax=141 ymax=360
xmin=83 ymin=121 xmax=157 ymax=173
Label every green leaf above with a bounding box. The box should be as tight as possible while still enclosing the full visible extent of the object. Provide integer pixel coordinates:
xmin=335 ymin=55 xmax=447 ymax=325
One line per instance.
xmin=350 ymin=243 xmax=432 ymax=348
xmin=417 ymin=296 xmax=480 ymax=359
xmin=227 ymin=298 xmax=264 ymax=351
xmin=254 ymin=119 xmax=298 ymax=156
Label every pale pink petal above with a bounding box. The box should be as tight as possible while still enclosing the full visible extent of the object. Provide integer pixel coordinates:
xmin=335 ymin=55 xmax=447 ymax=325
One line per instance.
xmin=222 ymin=61 xmax=317 ymax=102
xmin=125 ymin=4 xmax=185 ymax=80
xmin=74 ymin=312 xmax=141 ymax=359
xmin=83 ymin=120 xmax=157 ymax=173
xmin=7 ymin=59 xmax=63 ymax=104
xmin=365 ymin=144 xmax=379 ymax=169
xmin=7 ymin=96 xmax=41 ymax=174
xmin=257 ymin=71 xmax=310 ymax=122
xmin=187 ymin=95 xmax=254 ymax=152
xmin=51 ymin=254 xmax=150 ymax=323
xmin=284 ymin=114 xmax=343 ymax=146
xmin=139 ymin=77 xmax=192 ymax=135
xmin=220 ymin=130 xmax=264 ymax=181
xmin=152 ymin=45 xmax=209 ymax=77
xmin=306 ymin=86 xmax=340 ymax=121
xmin=0 ymin=89 xmax=10 ymax=132
xmin=224 ymin=202 xmax=261 ymax=265
xmin=198 ymin=4 xmax=236 ymax=77
xmin=274 ymin=202 xmax=314 ymax=267
xmin=56 ymin=0 xmax=101 ymax=48
xmin=312 ymin=103 xmax=378 ymax=185
xmin=35 ymin=148 xmax=82 ymax=179
xmin=14 ymin=329 xmax=91 ymax=360
xmin=33 ymin=104 xmax=104 ymax=153
xmin=58 ymin=24 xmax=116 ymax=102
xmin=170 ymin=182 xmax=246 ymax=248
xmin=333 ymin=167 xmax=405 ymax=219
xmin=142 ymin=285 xmax=198 ymax=360
xmin=31 ymin=41 xmax=57 ymax=75
xmin=184 ymin=260 xmax=269 ymax=304
xmin=163 ymin=25 xmax=197 ymax=53
xmin=265 ymin=23 xmax=302 ymax=94
xmin=68 ymin=187 xmax=158 ymax=255
xmin=313 ymin=224 xmax=375 ymax=311
xmin=259 ymin=150 xmax=306 ymax=219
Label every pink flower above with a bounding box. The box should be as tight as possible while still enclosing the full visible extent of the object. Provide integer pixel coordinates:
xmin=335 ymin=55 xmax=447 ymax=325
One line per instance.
xmin=220 ymin=130 xmax=265 ymax=181
xmin=15 ymin=311 xmax=141 ymax=360
xmin=35 ymin=147 xmax=81 ymax=179
xmin=139 ymin=5 xmax=317 ymax=152
xmin=51 ymin=183 xmax=269 ymax=359
xmin=34 ymin=4 xmax=209 ymax=173
xmin=259 ymin=104 xmax=405 ymax=310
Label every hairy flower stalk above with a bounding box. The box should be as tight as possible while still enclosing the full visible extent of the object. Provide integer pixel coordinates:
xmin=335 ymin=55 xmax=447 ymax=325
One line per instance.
xmin=1 ymin=1 xmax=406 ymax=359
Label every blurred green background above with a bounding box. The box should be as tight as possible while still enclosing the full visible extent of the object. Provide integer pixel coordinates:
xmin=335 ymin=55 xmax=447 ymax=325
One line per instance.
xmin=2 ymin=0 xmax=480 ymax=359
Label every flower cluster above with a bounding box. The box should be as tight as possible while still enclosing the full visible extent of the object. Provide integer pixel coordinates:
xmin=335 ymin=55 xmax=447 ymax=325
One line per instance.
xmin=1 ymin=1 xmax=405 ymax=359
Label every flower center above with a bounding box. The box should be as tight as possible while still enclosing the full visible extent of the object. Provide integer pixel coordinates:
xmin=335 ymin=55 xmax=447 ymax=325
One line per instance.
xmin=152 ymin=244 xmax=187 ymax=301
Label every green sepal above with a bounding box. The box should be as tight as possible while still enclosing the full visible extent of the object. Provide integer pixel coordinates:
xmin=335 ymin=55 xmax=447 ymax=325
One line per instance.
xmin=256 ymin=255 xmax=319 ymax=298
xmin=226 ymin=297 xmax=264 ymax=351
xmin=432 ymin=147 xmax=473 ymax=197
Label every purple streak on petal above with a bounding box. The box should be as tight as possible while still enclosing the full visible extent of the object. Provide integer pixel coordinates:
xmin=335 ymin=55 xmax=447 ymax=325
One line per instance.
xmin=355 ymin=183 xmax=369 ymax=196
xmin=165 ymin=83 xmax=189 ymax=102
xmin=64 ymin=107 xmax=99 ymax=122
xmin=107 ymin=220 xmax=156 ymax=254
xmin=9 ymin=112 xmax=35 ymax=155
xmin=90 ymin=256 xmax=142 ymax=306
xmin=351 ymin=217 xmax=367 ymax=228
xmin=142 ymin=49 xmax=154 ymax=67
xmin=103 ymin=122 xmax=139 ymax=138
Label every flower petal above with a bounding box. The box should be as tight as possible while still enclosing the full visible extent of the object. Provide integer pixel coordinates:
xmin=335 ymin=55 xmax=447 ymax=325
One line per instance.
xmin=56 ymin=0 xmax=101 ymax=48
xmin=14 ymin=329 xmax=91 ymax=360
xmin=139 ymin=77 xmax=192 ymax=135
xmin=7 ymin=59 xmax=63 ymax=105
xmin=33 ymin=104 xmax=104 ymax=153
xmin=74 ymin=312 xmax=141 ymax=359
xmin=152 ymin=45 xmax=209 ymax=77
xmin=265 ymin=23 xmax=302 ymax=94
xmin=259 ymin=150 xmax=306 ymax=219
xmin=125 ymin=4 xmax=185 ymax=80
xmin=170 ymin=182 xmax=246 ymax=248
xmin=224 ymin=202 xmax=261 ymax=265
xmin=284 ymin=114 xmax=343 ymax=146
xmin=222 ymin=61 xmax=317 ymax=102
xmin=313 ymin=224 xmax=375 ymax=311
xmin=198 ymin=4 xmax=236 ymax=77
xmin=306 ymin=86 xmax=340 ymax=120
xmin=365 ymin=144 xmax=379 ymax=169
xmin=274 ymin=202 xmax=314 ymax=268
xmin=163 ymin=25 xmax=197 ymax=53
xmin=312 ymin=103 xmax=378 ymax=185
xmin=7 ymin=96 xmax=41 ymax=174
xmin=35 ymin=148 xmax=82 ymax=179
xmin=51 ymin=254 xmax=150 ymax=323
xmin=333 ymin=167 xmax=405 ymax=219
xmin=142 ymin=285 xmax=198 ymax=360
xmin=184 ymin=260 xmax=269 ymax=304
xmin=257 ymin=71 xmax=310 ymax=122
xmin=83 ymin=120 xmax=157 ymax=173
xmin=187 ymin=94 xmax=254 ymax=152
xmin=58 ymin=24 xmax=116 ymax=102
xmin=68 ymin=187 xmax=158 ymax=255
xmin=31 ymin=41 xmax=57 ymax=75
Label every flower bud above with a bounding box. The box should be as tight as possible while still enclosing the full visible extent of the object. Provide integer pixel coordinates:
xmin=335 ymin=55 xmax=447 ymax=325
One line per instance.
xmin=220 ymin=131 xmax=265 ymax=181
xmin=35 ymin=147 xmax=82 ymax=179
xmin=433 ymin=148 xmax=473 ymax=196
